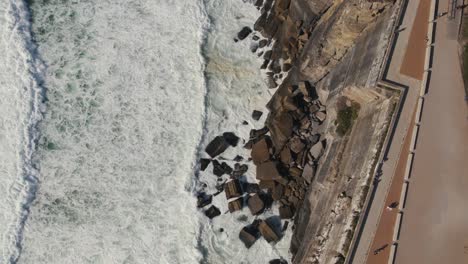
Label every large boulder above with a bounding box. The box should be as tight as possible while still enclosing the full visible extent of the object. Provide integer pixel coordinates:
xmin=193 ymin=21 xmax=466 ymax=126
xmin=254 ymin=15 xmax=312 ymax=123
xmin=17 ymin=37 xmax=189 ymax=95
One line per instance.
xmin=239 ymin=225 xmax=260 ymax=248
xmin=267 ymin=112 xmax=293 ymax=152
xmin=258 ymin=220 xmax=280 ymax=243
xmin=248 ymin=194 xmax=265 ymax=215
xmin=200 ymin=158 xmax=210 ymax=171
xmin=228 ymin=197 xmax=244 ymax=213
xmin=197 ymin=192 xmax=212 ymax=208
xmin=204 ymin=205 xmax=221 ymax=219
xmin=256 ymin=161 xmax=282 ymax=181
xmin=251 ymin=138 xmax=271 ymax=165
xmin=238 ymin=26 xmax=253 ymax=40
xmin=223 ymin=132 xmax=239 ymax=147
xmin=205 ymin=136 xmax=229 ymax=158
xmin=252 ymin=110 xmax=263 ymax=121
xmin=279 ymin=205 xmax=294 ymax=219
xmin=225 ymin=179 xmax=243 ymax=199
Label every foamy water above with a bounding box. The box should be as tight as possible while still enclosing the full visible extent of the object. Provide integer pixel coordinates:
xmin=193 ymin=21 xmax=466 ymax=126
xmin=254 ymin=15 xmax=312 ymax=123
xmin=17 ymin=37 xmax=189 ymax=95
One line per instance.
xmin=0 ymin=0 xmax=291 ymax=263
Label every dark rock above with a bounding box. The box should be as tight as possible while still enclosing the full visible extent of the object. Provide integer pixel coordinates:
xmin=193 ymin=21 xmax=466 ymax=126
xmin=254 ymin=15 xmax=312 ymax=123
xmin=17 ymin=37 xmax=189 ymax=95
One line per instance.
xmin=254 ymin=0 xmax=264 ymax=9
xmin=219 ymin=228 xmax=224 ymax=232
xmin=239 ymin=225 xmax=260 ymax=248
xmin=256 ymin=161 xmax=282 ymax=181
xmin=212 ymin=160 xmax=225 ymax=177
xmin=237 ymin=26 xmax=252 ymax=40
xmin=197 ymin=192 xmax=212 ymax=208
xmin=267 ymin=75 xmax=277 ymax=88
xmin=252 ymin=35 xmax=260 ymax=41
xmin=223 ymin=132 xmax=239 ymax=147
xmin=282 ymin=221 xmax=289 ymax=232
xmin=261 ymin=59 xmax=269 ymax=69
xmin=282 ymin=63 xmax=292 ymax=72
xmin=249 ymin=127 xmax=269 ymax=140
xmin=271 ymin=183 xmax=284 ymax=201
xmin=279 ymin=205 xmax=294 ymax=219
xmin=263 ymin=50 xmax=273 ymax=60
xmin=259 ymin=180 xmax=276 ymax=190
xmin=244 ymin=183 xmax=261 ymax=193
xmin=289 ymin=136 xmax=305 ymax=154
xmin=259 ymin=39 xmax=268 ymax=48
xmin=252 ymin=110 xmax=263 ymax=121
xmin=251 ymin=137 xmax=271 ymax=165
xmin=250 ymin=43 xmax=259 ymax=53
xmin=205 ymin=136 xmax=229 ymax=158
xmin=228 ymin=197 xmax=244 ymax=213
xmin=280 ymin=147 xmax=293 ymax=165
xmin=233 ymin=155 xmax=244 ymax=162
xmin=248 ymin=194 xmax=265 ymax=215
xmin=221 ymin=162 xmax=233 ymax=175
xmin=225 ymin=179 xmax=243 ymax=199
xmin=258 ymin=220 xmax=280 ymax=243
xmin=242 ymin=120 xmax=249 ymax=125
xmin=269 ymin=259 xmax=288 ymax=264
xmin=204 ymin=205 xmax=221 ymax=219
xmin=232 ymin=163 xmax=249 ymax=178
xmin=200 ymin=158 xmax=210 ymax=171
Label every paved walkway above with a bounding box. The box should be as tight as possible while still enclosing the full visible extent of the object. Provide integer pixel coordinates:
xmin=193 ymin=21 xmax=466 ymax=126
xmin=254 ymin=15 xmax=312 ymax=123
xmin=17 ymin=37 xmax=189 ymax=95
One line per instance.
xmin=349 ymin=0 xmax=423 ymax=262
xmin=395 ymin=0 xmax=468 ymax=262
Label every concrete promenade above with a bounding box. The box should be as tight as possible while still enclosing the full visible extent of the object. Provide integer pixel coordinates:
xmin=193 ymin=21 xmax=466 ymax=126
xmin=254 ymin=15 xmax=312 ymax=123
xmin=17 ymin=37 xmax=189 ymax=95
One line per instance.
xmin=395 ymin=0 xmax=468 ymax=262
xmin=348 ymin=0 xmax=424 ymax=262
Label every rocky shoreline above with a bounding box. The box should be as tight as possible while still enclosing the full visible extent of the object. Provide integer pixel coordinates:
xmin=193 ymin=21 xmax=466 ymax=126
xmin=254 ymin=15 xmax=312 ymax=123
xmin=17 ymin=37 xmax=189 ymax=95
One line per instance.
xmin=196 ymin=0 xmax=396 ymax=263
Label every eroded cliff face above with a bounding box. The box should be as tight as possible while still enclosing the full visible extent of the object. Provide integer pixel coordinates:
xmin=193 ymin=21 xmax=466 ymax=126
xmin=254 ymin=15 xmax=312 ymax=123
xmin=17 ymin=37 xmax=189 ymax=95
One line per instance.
xmin=300 ymin=0 xmax=394 ymax=82
xmin=253 ymin=0 xmax=397 ymax=263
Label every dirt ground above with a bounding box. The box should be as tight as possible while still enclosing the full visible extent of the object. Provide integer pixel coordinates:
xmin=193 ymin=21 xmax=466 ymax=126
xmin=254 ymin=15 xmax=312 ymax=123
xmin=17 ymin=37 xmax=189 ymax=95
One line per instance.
xmin=400 ymin=0 xmax=432 ymax=80
xmin=365 ymin=106 xmax=416 ymax=264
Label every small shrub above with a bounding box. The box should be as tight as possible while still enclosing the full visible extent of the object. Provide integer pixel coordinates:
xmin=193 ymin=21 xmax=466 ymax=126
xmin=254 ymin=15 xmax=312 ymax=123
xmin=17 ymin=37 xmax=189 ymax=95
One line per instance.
xmin=336 ymin=102 xmax=360 ymax=136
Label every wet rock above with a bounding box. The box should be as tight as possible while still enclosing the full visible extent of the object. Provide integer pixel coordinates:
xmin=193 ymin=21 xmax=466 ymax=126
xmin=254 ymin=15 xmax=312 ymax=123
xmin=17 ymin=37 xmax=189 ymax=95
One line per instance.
xmin=259 ymin=39 xmax=268 ymax=48
xmin=254 ymin=0 xmax=264 ymax=9
xmin=242 ymin=120 xmax=249 ymax=125
xmin=232 ymin=163 xmax=249 ymax=178
xmin=197 ymin=192 xmax=212 ymax=208
xmin=251 ymin=138 xmax=271 ymax=165
xmin=244 ymin=183 xmax=260 ymax=193
xmin=267 ymin=75 xmax=277 ymax=88
xmin=261 ymin=59 xmax=269 ymax=69
xmin=204 ymin=205 xmax=221 ymax=219
xmin=248 ymin=193 xmax=265 ymax=215
xmin=223 ymin=132 xmax=239 ymax=147
xmin=252 ymin=110 xmax=263 ymax=121
xmin=256 ymin=161 xmax=282 ymax=181
xmin=258 ymin=220 xmax=280 ymax=243
xmin=269 ymin=258 xmax=288 ymax=264
xmin=263 ymin=50 xmax=273 ymax=60
xmin=212 ymin=160 xmax=224 ymax=177
xmin=225 ymin=179 xmax=243 ymax=199
xmin=239 ymin=225 xmax=260 ymax=248
xmin=279 ymin=205 xmax=294 ymax=219
xmin=221 ymin=162 xmax=233 ymax=175
xmin=205 ymin=136 xmax=229 ymax=158
xmin=252 ymin=35 xmax=260 ymax=41
xmin=249 ymin=126 xmax=269 ymax=140
xmin=228 ymin=197 xmax=244 ymax=213
xmin=233 ymin=155 xmax=244 ymax=162
xmin=237 ymin=26 xmax=253 ymax=40
xmin=200 ymin=158 xmax=210 ymax=171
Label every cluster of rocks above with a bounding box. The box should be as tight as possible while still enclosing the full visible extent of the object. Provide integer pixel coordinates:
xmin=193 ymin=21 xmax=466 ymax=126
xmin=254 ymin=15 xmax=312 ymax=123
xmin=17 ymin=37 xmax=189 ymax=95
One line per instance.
xmin=247 ymin=81 xmax=327 ymax=221
xmin=253 ymin=0 xmax=312 ymax=88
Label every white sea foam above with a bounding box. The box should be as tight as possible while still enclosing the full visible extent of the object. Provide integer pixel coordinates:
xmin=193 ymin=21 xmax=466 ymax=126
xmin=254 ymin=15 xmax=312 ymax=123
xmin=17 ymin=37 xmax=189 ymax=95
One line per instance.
xmin=6 ymin=0 xmax=293 ymax=263
xmin=0 ymin=0 xmax=45 ymax=262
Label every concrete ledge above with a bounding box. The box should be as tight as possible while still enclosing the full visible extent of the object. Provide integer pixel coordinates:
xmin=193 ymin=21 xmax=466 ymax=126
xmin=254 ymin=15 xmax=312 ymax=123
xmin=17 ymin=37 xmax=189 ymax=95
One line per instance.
xmin=388 ymin=244 xmax=398 ymax=264
xmin=393 ymin=211 xmax=404 ymax=242
xmin=399 ymin=181 xmax=409 ymax=209
xmin=404 ymin=153 xmax=414 ymax=180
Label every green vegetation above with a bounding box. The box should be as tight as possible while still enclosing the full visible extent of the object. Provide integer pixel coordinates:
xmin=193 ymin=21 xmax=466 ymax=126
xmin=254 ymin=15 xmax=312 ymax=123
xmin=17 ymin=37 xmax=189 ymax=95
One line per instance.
xmin=336 ymin=102 xmax=360 ymax=136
